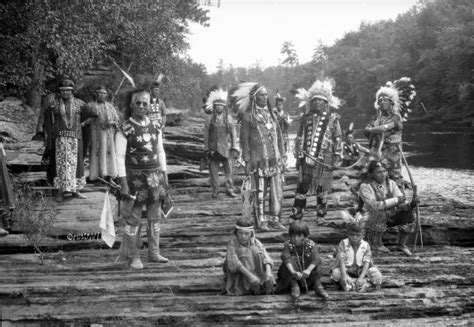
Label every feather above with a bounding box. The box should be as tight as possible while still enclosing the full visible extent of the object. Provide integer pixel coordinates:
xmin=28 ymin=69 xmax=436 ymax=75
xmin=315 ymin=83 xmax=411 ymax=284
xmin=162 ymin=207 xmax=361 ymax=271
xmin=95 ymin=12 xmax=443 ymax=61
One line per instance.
xmin=275 ymin=90 xmax=286 ymax=102
xmin=393 ymin=77 xmax=416 ymax=121
xmin=375 ymin=77 xmax=416 ymax=121
xmin=348 ymin=122 xmax=354 ymax=133
xmin=155 ymin=73 xmax=164 ymax=84
xmin=205 ymin=89 xmax=228 ymax=109
xmin=306 ymin=79 xmax=341 ymax=109
xmin=112 ymin=60 xmax=135 ymax=88
xmin=229 ymin=82 xmax=258 ymax=116
xmin=294 ymin=87 xmax=308 ymax=108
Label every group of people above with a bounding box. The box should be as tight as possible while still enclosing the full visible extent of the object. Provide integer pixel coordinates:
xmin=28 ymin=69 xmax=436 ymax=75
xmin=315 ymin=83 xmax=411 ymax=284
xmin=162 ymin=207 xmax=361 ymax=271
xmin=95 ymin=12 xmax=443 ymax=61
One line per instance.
xmin=1 ymin=75 xmax=418 ymax=299
xmin=224 ymin=217 xmax=382 ymax=299
xmin=205 ymin=77 xmax=418 ymax=297
xmin=31 ymin=79 xmax=169 ymax=269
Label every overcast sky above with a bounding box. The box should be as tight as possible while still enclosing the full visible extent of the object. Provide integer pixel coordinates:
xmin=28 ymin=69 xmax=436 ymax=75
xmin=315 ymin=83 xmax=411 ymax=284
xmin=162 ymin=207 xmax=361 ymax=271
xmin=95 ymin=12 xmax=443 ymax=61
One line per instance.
xmin=187 ymin=0 xmax=420 ymax=73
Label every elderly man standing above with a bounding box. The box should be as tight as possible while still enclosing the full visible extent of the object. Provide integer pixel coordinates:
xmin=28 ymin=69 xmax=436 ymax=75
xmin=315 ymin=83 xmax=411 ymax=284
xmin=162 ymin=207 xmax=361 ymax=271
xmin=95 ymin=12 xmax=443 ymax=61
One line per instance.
xmin=116 ymin=88 xmax=169 ymax=270
xmin=47 ymin=79 xmax=96 ymax=202
xmin=232 ymin=83 xmax=286 ymax=232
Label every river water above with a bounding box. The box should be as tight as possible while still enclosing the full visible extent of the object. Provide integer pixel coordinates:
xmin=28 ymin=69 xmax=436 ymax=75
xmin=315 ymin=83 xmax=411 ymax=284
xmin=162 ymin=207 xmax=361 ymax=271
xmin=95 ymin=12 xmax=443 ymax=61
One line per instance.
xmin=286 ymin=123 xmax=474 ymax=206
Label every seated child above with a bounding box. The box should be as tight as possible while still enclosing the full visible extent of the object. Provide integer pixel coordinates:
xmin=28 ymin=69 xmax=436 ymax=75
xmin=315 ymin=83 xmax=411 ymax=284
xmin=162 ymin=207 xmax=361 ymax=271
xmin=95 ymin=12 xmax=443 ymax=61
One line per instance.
xmin=331 ymin=222 xmax=382 ymax=292
xmin=223 ymin=217 xmax=275 ymax=295
xmin=275 ymin=220 xmax=329 ymax=300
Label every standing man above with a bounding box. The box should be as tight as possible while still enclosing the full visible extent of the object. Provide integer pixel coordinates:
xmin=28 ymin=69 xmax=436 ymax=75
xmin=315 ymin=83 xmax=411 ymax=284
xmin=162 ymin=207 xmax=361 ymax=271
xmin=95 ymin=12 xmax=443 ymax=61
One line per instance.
xmin=116 ymin=88 xmax=169 ymax=270
xmin=274 ymin=93 xmax=291 ymax=161
xmin=203 ymin=88 xmax=239 ymax=198
xmin=47 ymin=79 xmax=96 ymax=202
xmin=233 ymin=83 xmax=286 ymax=232
xmin=291 ymin=80 xmax=342 ymax=223
xmin=87 ymin=86 xmax=120 ymax=182
xmin=149 ymin=81 xmax=167 ymax=131
xmin=364 ymin=78 xmax=416 ymax=188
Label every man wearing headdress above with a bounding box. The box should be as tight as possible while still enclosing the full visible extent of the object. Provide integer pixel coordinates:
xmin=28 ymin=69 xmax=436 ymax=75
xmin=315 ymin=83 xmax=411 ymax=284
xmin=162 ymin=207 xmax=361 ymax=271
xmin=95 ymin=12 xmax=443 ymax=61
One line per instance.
xmin=203 ymin=89 xmax=239 ymax=198
xmin=86 ymin=86 xmax=120 ymax=182
xmin=233 ymin=83 xmax=286 ymax=232
xmin=291 ymin=80 xmax=342 ymax=222
xmin=149 ymin=81 xmax=167 ymax=131
xmin=46 ymin=79 xmax=97 ymax=202
xmin=116 ymin=88 xmax=169 ymax=270
xmin=274 ymin=93 xmax=291 ymax=160
xmin=364 ymin=79 xmax=416 ymax=188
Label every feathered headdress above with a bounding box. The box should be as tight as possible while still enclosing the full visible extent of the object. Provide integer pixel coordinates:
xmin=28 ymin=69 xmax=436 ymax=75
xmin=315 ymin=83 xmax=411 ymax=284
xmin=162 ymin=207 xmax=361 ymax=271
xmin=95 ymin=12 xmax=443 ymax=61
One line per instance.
xmin=275 ymin=90 xmax=286 ymax=103
xmin=202 ymin=85 xmax=219 ymax=114
xmin=345 ymin=122 xmax=354 ymax=137
xmin=294 ymin=79 xmax=341 ymax=109
xmin=230 ymin=82 xmax=260 ymax=115
xmin=229 ymin=82 xmax=274 ymax=122
xmin=150 ymin=73 xmax=165 ymax=88
xmin=205 ymin=88 xmax=228 ymax=109
xmin=375 ymin=77 xmax=416 ymax=121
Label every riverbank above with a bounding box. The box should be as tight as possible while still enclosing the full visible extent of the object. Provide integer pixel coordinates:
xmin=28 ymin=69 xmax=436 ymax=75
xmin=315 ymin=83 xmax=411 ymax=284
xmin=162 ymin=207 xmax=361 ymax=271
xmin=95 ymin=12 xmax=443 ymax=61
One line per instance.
xmin=1 ymin=111 xmax=473 ymax=325
xmin=1 ymin=165 xmax=473 ymax=325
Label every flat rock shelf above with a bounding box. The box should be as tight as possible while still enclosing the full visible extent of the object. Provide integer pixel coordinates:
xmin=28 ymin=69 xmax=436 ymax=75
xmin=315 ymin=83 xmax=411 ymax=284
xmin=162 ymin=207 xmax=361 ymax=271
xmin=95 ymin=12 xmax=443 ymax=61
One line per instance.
xmin=0 ymin=165 xmax=473 ymax=326
xmin=1 ymin=112 xmax=473 ymax=325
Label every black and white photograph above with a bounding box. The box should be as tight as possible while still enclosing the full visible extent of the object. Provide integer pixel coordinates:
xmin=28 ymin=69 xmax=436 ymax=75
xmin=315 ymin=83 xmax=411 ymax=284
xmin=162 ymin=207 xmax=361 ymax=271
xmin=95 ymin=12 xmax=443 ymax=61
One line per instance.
xmin=0 ymin=0 xmax=473 ymax=325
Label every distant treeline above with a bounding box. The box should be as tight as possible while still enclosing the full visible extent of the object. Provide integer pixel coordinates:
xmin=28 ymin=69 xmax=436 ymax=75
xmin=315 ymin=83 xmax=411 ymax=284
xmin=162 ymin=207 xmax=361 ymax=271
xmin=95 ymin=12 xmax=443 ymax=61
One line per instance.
xmin=1 ymin=0 xmax=472 ymax=125
xmin=204 ymin=0 xmax=474 ymax=124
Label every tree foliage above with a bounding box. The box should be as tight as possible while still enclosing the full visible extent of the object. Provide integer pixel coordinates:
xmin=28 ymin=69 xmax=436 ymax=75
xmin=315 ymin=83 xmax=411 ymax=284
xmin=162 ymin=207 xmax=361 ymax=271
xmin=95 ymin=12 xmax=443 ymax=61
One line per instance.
xmin=280 ymin=41 xmax=299 ymax=68
xmin=325 ymin=0 xmax=474 ymax=121
xmin=207 ymin=0 xmax=473 ymax=123
xmin=0 ymin=0 xmax=209 ymax=109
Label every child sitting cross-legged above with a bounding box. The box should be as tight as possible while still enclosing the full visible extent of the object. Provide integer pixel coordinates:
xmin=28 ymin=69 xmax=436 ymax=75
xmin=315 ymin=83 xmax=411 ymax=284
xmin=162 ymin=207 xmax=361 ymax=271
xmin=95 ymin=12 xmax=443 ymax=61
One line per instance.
xmin=223 ymin=217 xmax=275 ymax=295
xmin=330 ymin=222 xmax=382 ymax=292
xmin=275 ymin=220 xmax=329 ymax=300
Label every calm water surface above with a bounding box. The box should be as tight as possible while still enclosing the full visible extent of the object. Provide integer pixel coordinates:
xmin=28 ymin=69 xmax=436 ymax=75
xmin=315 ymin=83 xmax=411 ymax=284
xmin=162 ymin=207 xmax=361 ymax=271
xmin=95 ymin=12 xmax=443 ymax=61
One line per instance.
xmin=287 ymin=123 xmax=474 ymax=205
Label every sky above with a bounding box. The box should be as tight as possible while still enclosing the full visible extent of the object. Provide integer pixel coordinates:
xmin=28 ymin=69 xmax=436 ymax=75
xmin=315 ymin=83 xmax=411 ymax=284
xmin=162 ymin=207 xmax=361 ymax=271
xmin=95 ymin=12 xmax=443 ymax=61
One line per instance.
xmin=187 ymin=0 xmax=420 ymax=73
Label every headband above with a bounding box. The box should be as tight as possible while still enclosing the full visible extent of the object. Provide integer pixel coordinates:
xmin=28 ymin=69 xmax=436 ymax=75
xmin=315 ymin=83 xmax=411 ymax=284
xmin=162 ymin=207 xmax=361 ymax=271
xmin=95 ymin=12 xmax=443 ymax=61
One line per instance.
xmin=250 ymin=85 xmax=265 ymax=98
xmin=235 ymin=225 xmax=254 ymax=231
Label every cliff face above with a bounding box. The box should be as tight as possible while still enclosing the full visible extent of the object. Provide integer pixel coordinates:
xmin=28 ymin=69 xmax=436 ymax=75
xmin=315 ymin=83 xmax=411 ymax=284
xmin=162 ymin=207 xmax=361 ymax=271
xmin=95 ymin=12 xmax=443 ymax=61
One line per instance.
xmin=0 ymin=97 xmax=37 ymax=142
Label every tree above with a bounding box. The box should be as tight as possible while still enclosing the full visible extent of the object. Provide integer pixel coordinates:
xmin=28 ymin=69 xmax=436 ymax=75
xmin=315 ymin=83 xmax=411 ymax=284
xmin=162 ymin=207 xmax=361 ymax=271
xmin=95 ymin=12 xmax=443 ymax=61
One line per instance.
xmin=0 ymin=0 xmax=209 ymax=110
xmin=280 ymin=41 xmax=299 ymax=68
xmin=312 ymin=40 xmax=328 ymax=65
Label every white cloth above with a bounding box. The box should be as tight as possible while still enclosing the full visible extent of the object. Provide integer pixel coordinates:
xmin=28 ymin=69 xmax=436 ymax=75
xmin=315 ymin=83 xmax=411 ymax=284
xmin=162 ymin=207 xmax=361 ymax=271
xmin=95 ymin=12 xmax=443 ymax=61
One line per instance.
xmin=100 ymin=191 xmax=116 ymax=248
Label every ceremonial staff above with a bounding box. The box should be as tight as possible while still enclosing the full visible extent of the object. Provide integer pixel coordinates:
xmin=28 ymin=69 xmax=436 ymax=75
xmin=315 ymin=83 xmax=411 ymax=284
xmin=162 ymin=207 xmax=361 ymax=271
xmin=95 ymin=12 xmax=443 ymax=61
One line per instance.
xmin=398 ymin=145 xmax=423 ymax=252
xmin=111 ymin=61 xmax=134 ymax=101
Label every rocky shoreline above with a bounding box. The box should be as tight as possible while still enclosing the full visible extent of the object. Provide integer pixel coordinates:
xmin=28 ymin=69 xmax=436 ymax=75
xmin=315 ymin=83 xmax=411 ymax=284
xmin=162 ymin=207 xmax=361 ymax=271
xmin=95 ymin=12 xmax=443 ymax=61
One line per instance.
xmin=1 ymin=104 xmax=473 ymax=325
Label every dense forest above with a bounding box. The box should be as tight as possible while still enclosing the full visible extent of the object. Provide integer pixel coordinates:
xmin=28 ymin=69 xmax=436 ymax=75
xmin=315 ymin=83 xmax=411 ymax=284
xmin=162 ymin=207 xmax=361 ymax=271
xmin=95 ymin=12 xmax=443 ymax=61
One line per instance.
xmin=207 ymin=0 xmax=474 ymax=125
xmin=0 ymin=0 xmax=473 ymax=125
xmin=0 ymin=0 xmax=210 ymax=110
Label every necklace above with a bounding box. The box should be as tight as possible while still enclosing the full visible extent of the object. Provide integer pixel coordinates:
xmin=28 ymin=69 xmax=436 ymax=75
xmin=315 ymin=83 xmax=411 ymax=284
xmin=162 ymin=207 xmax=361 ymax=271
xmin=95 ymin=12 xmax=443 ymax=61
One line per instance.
xmin=60 ymin=98 xmax=75 ymax=129
xmin=130 ymin=116 xmax=148 ymax=127
xmin=256 ymin=108 xmax=273 ymax=130
xmin=293 ymin=241 xmax=305 ymax=271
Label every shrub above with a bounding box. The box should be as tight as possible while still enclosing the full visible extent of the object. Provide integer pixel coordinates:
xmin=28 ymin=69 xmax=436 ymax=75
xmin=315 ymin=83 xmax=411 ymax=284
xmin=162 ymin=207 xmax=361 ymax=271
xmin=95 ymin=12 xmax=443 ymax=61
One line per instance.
xmin=12 ymin=187 xmax=56 ymax=264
